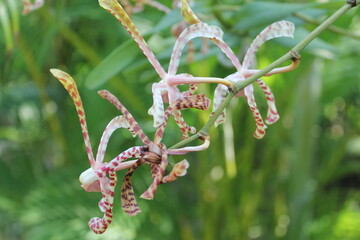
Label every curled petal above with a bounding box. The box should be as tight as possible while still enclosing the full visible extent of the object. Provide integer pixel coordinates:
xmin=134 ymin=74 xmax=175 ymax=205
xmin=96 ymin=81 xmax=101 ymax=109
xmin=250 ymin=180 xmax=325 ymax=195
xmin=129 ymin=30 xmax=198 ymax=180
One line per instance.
xmin=212 ymin=84 xmax=228 ymax=127
xmin=168 ymin=23 xmax=224 ymax=76
xmin=149 ymin=82 xmax=166 ymax=127
xmin=140 ymin=147 xmax=168 ymax=200
xmin=121 ymin=159 xmax=143 ymax=216
xmin=50 ymin=69 xmax=96 ymax=167
xmin=80 ymin=146 xmax=142 ymax=194
xmin=168 ymin=136 xmax=210 ymax=155
xmin=96 ymin=116 xmax=133 ymax=164
xmin=79 ymin=168 xmax=101 ymax=192
xmin=242 ymin=20 xmax=295 ymax=70
xmin=167 ymin=86 xmax=182 ymax=105
xmin=162 ymin=159 xmax=190 ymax=183
xmin=188 ymin=83 xmax=198 ymax=95
xmin=180 ymin=0 xmax=242 ymax=70
xmin=244 ymin=86 xmax=267 ymax=139
xmin=172 ymin=109 xmax=196 ymax=140
xmin=89 ymin=170 xmax=117 ymax=234
xmin=256 ymin=79 xmax=279 ymax=124
xmin=107 ymin=146 xmax=143 ymax=171
xmin=154 ymin=94 xmax=211 ymax=143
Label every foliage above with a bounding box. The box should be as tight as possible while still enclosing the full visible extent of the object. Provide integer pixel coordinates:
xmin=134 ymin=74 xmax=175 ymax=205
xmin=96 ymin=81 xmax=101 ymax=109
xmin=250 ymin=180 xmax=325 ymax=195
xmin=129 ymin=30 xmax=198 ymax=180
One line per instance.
xmin=0 ymin=0 xmax=359 ymax=239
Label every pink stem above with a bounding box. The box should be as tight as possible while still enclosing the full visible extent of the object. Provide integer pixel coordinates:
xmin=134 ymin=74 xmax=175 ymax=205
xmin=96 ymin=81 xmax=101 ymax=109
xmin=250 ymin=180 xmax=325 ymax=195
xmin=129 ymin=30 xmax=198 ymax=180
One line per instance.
xmin=167 ymin=75 xmax=233 ymax=87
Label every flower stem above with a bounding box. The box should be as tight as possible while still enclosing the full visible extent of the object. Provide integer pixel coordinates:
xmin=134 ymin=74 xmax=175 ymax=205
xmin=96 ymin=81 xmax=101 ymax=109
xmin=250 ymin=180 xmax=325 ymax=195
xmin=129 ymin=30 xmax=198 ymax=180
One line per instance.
xmin=169 ymin=1 xmax=357 ymax=151
xmin=168 ymin=76 xmax=233 ymax=87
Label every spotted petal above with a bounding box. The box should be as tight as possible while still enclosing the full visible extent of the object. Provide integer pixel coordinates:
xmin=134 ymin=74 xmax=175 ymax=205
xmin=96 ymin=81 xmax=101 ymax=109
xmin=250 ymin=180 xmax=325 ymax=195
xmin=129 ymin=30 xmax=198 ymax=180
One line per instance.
xmin=168 ymin=23 xmax=224 ymax=76
xmin=154 ymin=93 xmax=211 ymax=143
xmin=99 ymin=0 xmax=167 ymax=79
xmin=242 ymin=20 xmax=295 ymax=70
xmin=256 ymin=79 xmax=279 ymax=125
xmin=162 ymin=159 xmax=190 ymax=183
xmin=95 ymin=115 xmax=133 ymax=164
xmin=121 ymin=159 xmax=143 ymax=216
xmin=50 ymin=69 xmax=96 ymax=167
xmin=98 ymin=90 xmax=152 ymax=145
xmin=181 ymin=0 xmax=242 ymax=70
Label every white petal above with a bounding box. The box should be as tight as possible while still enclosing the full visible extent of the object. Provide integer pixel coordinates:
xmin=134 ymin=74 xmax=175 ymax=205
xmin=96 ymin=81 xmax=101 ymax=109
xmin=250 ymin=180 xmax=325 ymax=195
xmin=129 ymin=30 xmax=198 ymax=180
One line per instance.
xmin=243 ymin=20 xmax=295 ymax=69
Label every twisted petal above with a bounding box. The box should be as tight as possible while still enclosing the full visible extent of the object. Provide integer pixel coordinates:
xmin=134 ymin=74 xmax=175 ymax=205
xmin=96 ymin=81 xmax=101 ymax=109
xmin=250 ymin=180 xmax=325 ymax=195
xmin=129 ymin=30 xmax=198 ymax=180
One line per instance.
xmin=106 ymin=146 xmax=143 ymax=170
xmin=172 ymin=110 xmax=196 ymax=140
xmin=79 ymin=168 xmax=101 ymax=192
xmin=140 ymin=146 xmax=168 ymax=200
xmin=162 ymin=159 xmax=190 ymax=183
xmin=212 ymin=84 xmax=228 ymax=127
xmin=148 ymin=82 xmax=167 ymax=127
xmin=168 ymin=136 xmax=210 ymax=155
xmin=181 ymin=0 xmax=242 ymax=70
xmin=244 ymin=85 xmax=267 ymax=139
xmin=168 ymin=23 xmax=224 ymax=76
xmin=88 ymin=170 xmax=117 ymax=234
xmin=121 ymin=159 xmax=143 ymax=216
xmin=256 ymin=79 xmax=279 ymax=124
xmin=95 ymin=115 xmax=133 ymax=164
xmin=154 ymin=94 xmax=211 ymax=143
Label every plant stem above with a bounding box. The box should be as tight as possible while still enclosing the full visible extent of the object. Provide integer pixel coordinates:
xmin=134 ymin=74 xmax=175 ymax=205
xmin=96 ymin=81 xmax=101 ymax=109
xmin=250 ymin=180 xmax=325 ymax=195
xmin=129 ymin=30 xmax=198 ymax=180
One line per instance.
xmin=169 ymin=1 xmax=357 ymax=151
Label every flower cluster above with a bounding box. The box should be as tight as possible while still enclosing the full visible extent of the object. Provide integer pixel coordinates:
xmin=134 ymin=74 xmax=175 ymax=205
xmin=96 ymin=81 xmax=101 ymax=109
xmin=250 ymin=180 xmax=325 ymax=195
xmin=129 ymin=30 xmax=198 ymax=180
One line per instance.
xmin=51 ymin=0 xmax=300 ymax=234
xmin=51 ymin=69 xmax=210 ymax=234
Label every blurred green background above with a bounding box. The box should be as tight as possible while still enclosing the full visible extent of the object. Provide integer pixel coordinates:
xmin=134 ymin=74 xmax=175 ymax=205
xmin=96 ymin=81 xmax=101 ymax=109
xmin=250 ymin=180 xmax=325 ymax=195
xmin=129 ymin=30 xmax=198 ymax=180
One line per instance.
xmin=0 ymin=0 xmax=360 ymax=239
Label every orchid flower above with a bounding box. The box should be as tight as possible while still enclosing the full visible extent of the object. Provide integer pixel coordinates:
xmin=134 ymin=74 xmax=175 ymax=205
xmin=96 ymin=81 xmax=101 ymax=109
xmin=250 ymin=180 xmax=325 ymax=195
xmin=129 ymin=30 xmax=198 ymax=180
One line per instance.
xmin=98 ymin=0 xmax=235 ymax=139
xmin=22 ymin=0 xmax=44 ymax=14
xmin=51 ymin=69 xmax=211 ymax=234
xmin=181 ymin=0 xmax=300 ymax=139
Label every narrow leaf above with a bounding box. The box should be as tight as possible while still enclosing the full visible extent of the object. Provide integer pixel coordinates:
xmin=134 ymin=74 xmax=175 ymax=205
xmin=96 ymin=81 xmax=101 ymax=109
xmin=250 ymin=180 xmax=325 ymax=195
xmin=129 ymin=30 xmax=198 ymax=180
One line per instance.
xmin=85 ymin=40 xmax=140 ymax=89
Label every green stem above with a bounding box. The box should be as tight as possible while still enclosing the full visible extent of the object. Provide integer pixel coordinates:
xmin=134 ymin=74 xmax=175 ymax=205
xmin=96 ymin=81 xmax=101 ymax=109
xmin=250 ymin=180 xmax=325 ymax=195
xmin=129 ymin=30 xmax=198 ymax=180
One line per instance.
xmin=169 ymin=1 xmax=357 ymax=151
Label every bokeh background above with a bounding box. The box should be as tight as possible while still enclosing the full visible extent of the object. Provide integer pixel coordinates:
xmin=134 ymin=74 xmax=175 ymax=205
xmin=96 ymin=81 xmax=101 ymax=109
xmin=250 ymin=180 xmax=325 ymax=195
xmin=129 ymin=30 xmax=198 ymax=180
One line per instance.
xmin=1 ymin=0 xmax=360 ymax=239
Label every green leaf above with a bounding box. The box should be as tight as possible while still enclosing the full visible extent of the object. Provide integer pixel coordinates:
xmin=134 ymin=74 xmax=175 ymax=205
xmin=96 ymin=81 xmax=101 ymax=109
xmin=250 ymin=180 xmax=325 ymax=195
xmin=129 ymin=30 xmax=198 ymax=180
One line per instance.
xmin=274 ymin=27 xmax=337 ymax=55
xmin=233 ymin=2 xmax=313 ymax=31
xmin=145 ymin=9 xmax=182 ymax=35
xmin=85 ymin=39 xmax=141 ymax=89
xmin=0 ymin=2 xmax=14 ymax=52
